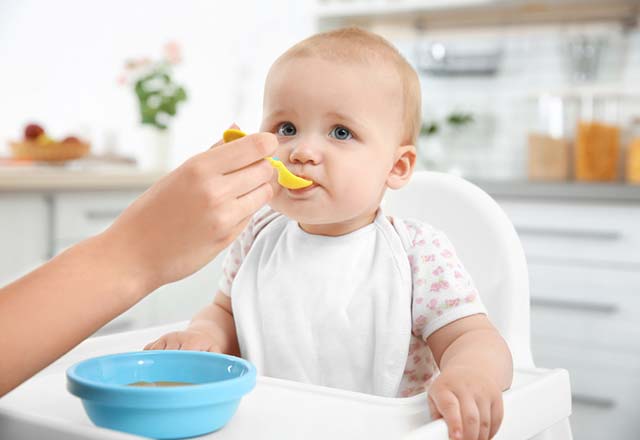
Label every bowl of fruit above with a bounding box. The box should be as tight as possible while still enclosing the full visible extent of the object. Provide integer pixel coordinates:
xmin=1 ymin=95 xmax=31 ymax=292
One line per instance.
xmin=10 ymin=123 xmax=90 ymax=162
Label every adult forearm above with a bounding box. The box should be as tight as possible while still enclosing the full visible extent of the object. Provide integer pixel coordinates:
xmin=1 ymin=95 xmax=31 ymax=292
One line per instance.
xmin=0 ymin=232 xmax=149 ymax=397
xmin=439 ymin=328 xmax=513 ymax=391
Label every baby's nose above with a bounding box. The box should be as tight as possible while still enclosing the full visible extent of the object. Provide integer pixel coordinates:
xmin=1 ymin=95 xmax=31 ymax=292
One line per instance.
xmin=289 ymin=144 xmax=322 ymax=165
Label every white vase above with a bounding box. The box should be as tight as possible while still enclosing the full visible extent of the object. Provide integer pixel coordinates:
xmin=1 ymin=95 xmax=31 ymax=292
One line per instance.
xmin=140 ymin=127 xmax=172 ymax=171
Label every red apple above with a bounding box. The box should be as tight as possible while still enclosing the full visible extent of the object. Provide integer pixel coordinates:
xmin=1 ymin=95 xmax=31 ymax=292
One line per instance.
xmin=62 ymin=136 xmax=81 ymax=144
xmin=24 ymin=123 xmax=45 ymax=140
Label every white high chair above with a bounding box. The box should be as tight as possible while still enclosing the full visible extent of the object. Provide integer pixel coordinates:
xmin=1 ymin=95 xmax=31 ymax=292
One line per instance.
xmin=0 ymin=171 xmax=574 ymax=440
xmin=384 ymin=171 xmax=573 ymax=440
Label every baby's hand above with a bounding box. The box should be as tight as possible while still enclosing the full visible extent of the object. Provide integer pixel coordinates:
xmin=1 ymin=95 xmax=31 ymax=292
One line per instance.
xmin=144 ymin=329 xmax=223 ymax=353
xmin=428 ymin=365 xmax=504 ymax=440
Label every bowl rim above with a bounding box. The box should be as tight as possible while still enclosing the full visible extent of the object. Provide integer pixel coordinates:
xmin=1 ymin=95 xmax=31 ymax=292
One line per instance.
xmin=66 ymin=350 xmax=256 ymax=407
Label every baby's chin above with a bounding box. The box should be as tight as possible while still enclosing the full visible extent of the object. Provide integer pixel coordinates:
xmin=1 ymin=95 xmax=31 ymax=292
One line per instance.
xmin=269 ymin=205 xmax=324 ymax=223
xmin=267 ymin=202 xmax=339 ymax=224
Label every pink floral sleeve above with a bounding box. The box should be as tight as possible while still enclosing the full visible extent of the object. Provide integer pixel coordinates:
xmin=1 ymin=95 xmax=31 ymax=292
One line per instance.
xmin=218 ymin=206 xmax=280 ymax=296
xmin=402 ymin=219 xmax=487 ymax=341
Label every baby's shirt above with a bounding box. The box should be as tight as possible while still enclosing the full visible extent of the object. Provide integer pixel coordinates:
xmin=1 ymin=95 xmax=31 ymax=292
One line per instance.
xmin=218 ymin=207 xmax=486 ymax=397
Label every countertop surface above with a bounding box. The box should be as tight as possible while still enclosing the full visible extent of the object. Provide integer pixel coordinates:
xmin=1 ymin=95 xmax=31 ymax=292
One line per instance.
xmin=0 ymin=167 xmax=164 ymax=192
xmin=471 ymin=179 xmax=640 ymax=202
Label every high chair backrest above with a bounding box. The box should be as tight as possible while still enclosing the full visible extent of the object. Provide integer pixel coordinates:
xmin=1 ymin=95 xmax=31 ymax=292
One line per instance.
xmin=383 ymin=171 xmax=534 ymax=368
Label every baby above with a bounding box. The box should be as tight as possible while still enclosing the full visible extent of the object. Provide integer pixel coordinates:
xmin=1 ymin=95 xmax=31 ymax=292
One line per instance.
xmin=146 ymin=28 xmax=513 ymax=440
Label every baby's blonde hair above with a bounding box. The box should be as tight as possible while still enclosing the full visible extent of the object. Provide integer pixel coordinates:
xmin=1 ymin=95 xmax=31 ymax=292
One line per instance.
xmin=272 ymin=27 xmax=422 ymax=146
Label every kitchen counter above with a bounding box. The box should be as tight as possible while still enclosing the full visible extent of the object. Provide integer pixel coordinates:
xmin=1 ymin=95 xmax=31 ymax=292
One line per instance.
xmin=0 ymin=167 xmax=164 ymax=192
xmin=472 ymin=179 xmax=640 ymax=202
xmin=2 ymin=167 xmax=639 ymax=201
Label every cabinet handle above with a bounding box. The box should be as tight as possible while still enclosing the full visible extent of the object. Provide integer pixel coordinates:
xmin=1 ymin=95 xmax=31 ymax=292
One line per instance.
xmin=531 ymin=297 xmax=618 ymax=315
xmin=516 ymin=226 xmax=621 ymax=241
xmin=85 ymin=210 xmax=123 ymax=221
xmin=572 ymin=393 xmax=616 ymax=409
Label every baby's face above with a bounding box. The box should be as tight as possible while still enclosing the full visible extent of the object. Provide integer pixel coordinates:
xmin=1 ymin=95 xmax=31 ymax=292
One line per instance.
xmin=260 ymin=56 xmax=406 ymax=235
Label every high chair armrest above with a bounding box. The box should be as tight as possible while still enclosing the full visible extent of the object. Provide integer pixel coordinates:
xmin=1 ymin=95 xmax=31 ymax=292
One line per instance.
xmin=403 ymin=368 xmax=572 ymax=440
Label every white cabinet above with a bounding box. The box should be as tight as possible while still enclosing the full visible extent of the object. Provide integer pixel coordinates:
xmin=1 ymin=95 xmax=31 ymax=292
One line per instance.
xmin=494 ymin=196 xmax=640 ymax=439
xmin=0 ymin=194 xmax=49 ymax=285
xmin=53 ymin=191 xmax=140 ymax=246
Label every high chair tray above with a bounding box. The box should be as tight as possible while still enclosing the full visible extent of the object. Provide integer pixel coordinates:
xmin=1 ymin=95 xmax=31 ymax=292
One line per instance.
xmin=0 ymin=322 xmax=571 ymax=440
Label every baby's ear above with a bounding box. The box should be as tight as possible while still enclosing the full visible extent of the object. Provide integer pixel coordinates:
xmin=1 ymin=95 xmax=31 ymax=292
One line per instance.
xmin=386 ymin=144 xmax=416 ymax=189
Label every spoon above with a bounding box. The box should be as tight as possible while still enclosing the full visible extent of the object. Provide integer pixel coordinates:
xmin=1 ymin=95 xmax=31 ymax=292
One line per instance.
xmin=222 ymin=129 xmax=313 ymax=190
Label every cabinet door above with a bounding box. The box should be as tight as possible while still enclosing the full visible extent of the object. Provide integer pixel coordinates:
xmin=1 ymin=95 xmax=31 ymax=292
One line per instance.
xmin=53 ymin=191 xmax=142 ymax=245
xmin=0 ymin=194 xmax=49 ymax=285
xmin=497 ymin=199 xmax=640 ymax=265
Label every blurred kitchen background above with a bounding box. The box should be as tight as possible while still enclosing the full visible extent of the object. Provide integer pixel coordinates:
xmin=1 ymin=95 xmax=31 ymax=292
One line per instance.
xmin=1 ymin=0 xmax=639 ymax=437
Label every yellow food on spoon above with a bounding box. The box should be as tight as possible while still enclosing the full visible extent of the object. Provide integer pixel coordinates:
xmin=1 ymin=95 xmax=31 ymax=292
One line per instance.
xmin=222 ymin=129 xmax=313 ymax=190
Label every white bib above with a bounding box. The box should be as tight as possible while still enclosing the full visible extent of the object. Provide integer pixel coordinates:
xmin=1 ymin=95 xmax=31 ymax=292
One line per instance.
xmin=231 ymin=209 xmax=413 ymax=397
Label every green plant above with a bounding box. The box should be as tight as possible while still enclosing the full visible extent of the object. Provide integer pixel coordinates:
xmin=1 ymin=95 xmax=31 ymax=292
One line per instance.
xmin=446 ymin=112 xmax=474 ymax=127
xmin=118 ymin=42 xmax=187 ymax=130
xmin=421 ymin=111 xmax=474 ymax=137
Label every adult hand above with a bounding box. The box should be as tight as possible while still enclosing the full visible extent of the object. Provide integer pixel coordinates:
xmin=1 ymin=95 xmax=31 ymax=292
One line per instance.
xmin=0 ymin=127 xmax=276 ymax=396
xmin=102 ymin=128 xmax=277 ymax=297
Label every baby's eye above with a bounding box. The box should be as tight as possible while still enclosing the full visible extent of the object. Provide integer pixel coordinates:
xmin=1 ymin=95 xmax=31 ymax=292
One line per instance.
xmin=330 ymin=126 xmax=352 ymax=141
xmin=277 ymin=122 xmax=297 ymax=137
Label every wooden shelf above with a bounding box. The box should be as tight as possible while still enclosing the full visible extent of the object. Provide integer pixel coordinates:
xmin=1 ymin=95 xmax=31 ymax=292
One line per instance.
xmin=317 ymin=0 xmax=640 ymax=30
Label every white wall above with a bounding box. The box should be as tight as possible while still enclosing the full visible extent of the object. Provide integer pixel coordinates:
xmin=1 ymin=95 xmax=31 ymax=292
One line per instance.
xmin=0 ymin=0 xmax=315 ymax=168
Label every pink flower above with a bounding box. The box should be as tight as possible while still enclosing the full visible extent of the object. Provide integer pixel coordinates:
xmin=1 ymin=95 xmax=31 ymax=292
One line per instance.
xmin=429 ymin=282 xmax=441 ymax=292
xmin=422 ymin=254 xmax=435 ymax=263
xmin=432 ymin=266 xmax=444 ymax=276
xmin=428 ymin=298 xmax=438 ymax=310
xmin=454 ymin=270 xmax=463 ymax=279
xmin=415 ymin=297 xmax=424 ymax=304
xmin=164 ymin=41 xmax=182 ymax=64
xmin=441 ymin=249 xmax=453 ymax=258
xmin=432 ymin=239 xmax=441 ymax=247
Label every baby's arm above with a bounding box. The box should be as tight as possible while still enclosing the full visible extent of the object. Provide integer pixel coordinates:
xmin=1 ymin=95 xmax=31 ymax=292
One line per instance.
xmin=426 ymin=314 xmax=512 ymax=440
xmin=144 ymin=291 xmax=239 ymax=356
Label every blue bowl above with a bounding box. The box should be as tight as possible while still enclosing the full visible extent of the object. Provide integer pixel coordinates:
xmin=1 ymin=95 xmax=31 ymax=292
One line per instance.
xmin=66 ymin=351 xmax=256 ymax=439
